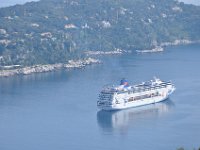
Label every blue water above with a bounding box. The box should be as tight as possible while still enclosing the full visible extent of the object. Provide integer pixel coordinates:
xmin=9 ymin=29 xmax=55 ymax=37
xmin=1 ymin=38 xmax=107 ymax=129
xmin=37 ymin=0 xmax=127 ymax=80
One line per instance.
xmin=0 ymin=44 xmax=200 ymax=150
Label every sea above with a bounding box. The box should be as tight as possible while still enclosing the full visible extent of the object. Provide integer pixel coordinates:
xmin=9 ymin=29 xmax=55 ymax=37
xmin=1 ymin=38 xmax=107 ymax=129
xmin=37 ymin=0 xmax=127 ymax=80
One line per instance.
xmin=0 ymin=44 xmax=200 ymax=150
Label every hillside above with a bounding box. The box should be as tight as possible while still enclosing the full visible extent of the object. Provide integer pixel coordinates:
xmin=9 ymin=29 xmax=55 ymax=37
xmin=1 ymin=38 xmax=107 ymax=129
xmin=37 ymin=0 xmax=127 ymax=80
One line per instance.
xmin=0 ymin=0 xmax=200 ymax=66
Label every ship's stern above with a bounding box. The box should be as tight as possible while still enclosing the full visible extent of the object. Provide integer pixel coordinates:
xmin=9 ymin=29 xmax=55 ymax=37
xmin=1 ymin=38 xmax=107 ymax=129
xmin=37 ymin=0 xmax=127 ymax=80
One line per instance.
xmin=97 ymin=91 xmax=116 ymax=110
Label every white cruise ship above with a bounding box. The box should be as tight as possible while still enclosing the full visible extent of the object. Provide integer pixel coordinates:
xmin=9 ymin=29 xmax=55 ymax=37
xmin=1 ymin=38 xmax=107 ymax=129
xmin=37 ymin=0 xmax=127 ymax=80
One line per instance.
xmin=97 ymin=77 xmax=175 ymax=111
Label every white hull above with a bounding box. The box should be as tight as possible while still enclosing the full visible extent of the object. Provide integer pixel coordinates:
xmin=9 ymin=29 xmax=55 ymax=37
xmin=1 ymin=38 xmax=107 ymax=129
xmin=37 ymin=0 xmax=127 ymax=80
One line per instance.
xmin=98 ymin=95 xmax=168 ymax=111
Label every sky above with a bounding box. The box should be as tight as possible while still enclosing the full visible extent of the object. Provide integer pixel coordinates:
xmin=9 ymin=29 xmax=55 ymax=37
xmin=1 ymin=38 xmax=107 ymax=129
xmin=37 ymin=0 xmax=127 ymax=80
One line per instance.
xmin=0 ymin=0 xmax=200 ymax=8
xmin=0 ymin=0 xmax=39 ymax=8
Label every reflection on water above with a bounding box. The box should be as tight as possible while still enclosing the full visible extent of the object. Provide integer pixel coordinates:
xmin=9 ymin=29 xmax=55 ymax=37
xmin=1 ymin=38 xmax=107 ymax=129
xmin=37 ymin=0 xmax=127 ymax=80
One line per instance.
xmin=97 ymin=100 xmax=174 ymax=133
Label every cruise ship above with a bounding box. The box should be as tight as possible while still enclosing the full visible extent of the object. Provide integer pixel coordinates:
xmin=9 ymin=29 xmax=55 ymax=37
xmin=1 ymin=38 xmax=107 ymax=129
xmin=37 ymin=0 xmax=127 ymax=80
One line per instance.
xmin=97 ymin=77 xmax=175 ymax=111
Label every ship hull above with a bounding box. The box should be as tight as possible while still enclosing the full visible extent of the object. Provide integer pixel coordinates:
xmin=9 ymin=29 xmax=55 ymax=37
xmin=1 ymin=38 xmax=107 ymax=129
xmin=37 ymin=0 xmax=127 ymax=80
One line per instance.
xmin=98 ymin=95 xmax=168 ymax=111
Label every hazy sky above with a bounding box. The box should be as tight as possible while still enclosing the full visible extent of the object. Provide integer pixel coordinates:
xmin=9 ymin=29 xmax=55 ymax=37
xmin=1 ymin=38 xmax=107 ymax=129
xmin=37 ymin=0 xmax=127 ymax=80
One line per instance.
xmin=0 ymin=0 xmax=39 ymax=8
xmin=0 ymin=0 xmax=200 ymax=8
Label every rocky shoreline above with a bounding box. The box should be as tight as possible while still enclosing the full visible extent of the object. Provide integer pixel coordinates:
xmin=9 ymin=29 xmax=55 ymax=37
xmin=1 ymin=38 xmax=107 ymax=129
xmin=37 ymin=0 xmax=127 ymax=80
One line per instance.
xmin=135 ymin=39 xmax=200 ymax=54
xmin=0 ymin=57 xmax=101 ymax=77
xmin=1 ymin=39 xmax=199 ymax=78
xmin=161 ymin=39 xmax=200 ymax=47
xmin=84 ymin=48 xmax=131 ymax=56
xmin=136 ymin=46 xmax=164 ymax=53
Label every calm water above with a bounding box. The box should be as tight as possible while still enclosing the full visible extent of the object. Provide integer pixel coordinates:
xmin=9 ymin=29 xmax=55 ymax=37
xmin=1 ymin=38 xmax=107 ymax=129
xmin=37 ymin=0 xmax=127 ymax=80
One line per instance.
xmin=0 ymin=44 xmax=200 ymax=150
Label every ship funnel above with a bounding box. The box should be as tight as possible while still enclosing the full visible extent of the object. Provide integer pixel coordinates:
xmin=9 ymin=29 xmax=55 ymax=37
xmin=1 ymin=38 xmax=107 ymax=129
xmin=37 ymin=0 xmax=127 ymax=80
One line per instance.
xmin=120 ymin=78 xmax=129 ymax=86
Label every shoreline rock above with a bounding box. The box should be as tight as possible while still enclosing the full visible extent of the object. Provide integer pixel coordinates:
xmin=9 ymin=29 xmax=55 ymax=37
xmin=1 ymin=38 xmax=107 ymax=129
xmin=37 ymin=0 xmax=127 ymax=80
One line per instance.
xmin=0 ymin=40 xmax=199 ymax=77
xmin=84 ymin=48 xmax=131 ymax=56
xmin=136 ymin=46 xmax=164 ymax=53
xmin=0 ymin=58 xmax=101 ymax=77
xmin=136 ymin=39 xmax=200 ymax=53
xmin=160 ymin=39 xmax=200 ymax=47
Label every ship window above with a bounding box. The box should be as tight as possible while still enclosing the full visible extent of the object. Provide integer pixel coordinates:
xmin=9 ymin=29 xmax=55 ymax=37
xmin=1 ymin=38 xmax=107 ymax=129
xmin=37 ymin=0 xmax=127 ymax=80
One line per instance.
xmin=133 ymin=93 xmax=155 ymax=101
xmin=128 ymin=97 xmax=134 ymax=102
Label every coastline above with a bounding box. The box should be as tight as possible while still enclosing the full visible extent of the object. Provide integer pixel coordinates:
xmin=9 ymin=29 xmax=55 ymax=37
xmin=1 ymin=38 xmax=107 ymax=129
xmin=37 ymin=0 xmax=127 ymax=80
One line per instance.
xmin=160 ymin=39 xmax=200 ymax=47
xmin=84 ymin=48 xmax=131 ymax=56
xmin=136 ymin=39 xmax=200 ymax=53
xmin=0 ymin=39 xmax=199 ymax=78
xmin=0 ymin=57 xmax=101 ymax=77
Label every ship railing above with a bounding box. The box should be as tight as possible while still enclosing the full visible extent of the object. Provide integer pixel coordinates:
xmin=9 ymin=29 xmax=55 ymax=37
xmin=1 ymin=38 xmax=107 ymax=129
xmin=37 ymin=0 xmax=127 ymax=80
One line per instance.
xmin=100 ymin=81 xmax=173 ymax=94
xmin=101 ymin=85 xmax=118 ymax=94
xmin=97 ymin=100 xmax=112 ymax=106
xmin=116 ymin=81 xmax=172 ymax=94
xmin=99 ymin=95 xmax=113 ymax=100
xmin=136 ymin=81 xmax=172 ymax=87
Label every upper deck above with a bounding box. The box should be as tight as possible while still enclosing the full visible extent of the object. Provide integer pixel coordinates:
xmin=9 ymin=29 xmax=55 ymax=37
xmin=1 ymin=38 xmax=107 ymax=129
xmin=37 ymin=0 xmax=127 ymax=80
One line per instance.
xmin=100 ymin=78 xmax=174 ymax=95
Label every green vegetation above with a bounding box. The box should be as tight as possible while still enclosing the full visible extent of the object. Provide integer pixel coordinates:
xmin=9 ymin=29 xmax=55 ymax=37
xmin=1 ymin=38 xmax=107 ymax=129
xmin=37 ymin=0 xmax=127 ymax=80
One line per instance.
xmin=0 ymin=0 xmax=200 ymax=66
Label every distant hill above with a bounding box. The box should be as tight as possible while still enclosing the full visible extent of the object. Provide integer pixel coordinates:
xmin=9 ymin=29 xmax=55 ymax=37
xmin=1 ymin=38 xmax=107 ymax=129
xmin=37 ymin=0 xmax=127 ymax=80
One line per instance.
xmin=0 ymin=0 xmax=200 ymax=66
